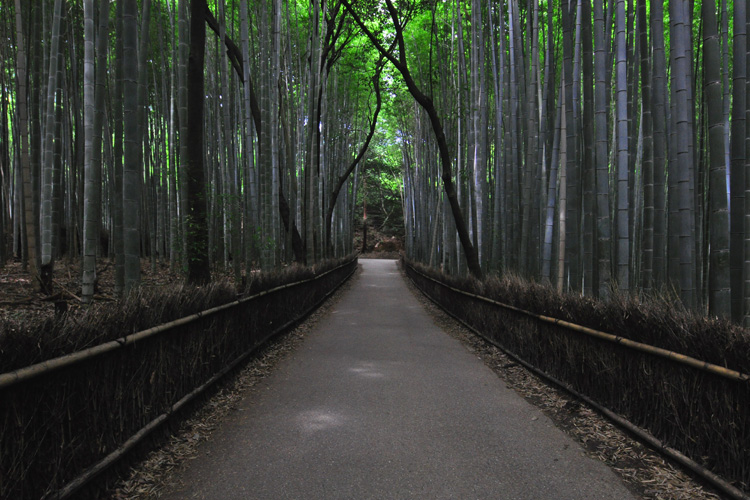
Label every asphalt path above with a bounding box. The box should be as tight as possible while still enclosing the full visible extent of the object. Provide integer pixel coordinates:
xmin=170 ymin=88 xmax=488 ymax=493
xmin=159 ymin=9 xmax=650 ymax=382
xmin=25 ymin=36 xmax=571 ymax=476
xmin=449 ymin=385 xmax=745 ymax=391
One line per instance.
xmin=161 ymin=259 xmax=637 ymax=499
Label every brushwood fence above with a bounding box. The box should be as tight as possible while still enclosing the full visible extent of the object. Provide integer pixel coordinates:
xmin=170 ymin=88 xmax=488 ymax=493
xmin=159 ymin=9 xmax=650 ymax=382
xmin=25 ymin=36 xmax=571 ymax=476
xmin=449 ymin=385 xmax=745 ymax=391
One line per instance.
xmin=0 ymin=256 xmax=357 ymax=500
xmin=403 ymin=259 xmax=749 ymax=499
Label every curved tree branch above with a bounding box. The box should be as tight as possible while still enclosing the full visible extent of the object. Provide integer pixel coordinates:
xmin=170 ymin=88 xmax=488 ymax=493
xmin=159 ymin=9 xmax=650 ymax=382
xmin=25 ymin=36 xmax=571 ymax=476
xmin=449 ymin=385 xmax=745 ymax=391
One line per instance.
xmin=325 ymin=59 xmax=385 ymax=254
xmin=204 ymin=5 xmax=262 ymax=134
xmin=341 ymin=0 xmax=483 ymax=278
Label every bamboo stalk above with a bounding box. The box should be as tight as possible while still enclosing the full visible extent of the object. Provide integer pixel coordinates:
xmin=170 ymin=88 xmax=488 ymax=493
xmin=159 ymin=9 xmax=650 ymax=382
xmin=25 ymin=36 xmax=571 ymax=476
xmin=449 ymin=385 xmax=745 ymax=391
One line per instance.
xmin=406 ymin=262 xmax=750 ymax=383
xmin=0 ymin=258 xmax=357 ymax=390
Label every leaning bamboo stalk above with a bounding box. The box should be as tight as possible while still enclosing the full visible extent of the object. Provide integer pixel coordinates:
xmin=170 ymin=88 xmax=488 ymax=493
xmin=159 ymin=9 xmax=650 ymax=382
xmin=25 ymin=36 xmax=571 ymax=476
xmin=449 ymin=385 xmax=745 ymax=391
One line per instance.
xmin=0 ymin=258 xmax=356 ymax=390
xmin=405 ymin=262 xmax=750 ymax=383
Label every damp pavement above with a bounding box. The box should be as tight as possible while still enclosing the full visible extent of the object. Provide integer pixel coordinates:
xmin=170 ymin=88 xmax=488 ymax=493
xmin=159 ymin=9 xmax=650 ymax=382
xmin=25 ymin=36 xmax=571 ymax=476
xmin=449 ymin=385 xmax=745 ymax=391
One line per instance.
xmin=161 ymin=259 xmax=637 ymax=500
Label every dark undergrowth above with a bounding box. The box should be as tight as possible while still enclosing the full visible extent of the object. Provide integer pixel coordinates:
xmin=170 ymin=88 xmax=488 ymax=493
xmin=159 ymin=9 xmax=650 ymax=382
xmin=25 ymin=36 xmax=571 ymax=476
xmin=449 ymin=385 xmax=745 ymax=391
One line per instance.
xmin=403 ymin=257 xmax=750 ymax=495
xmin=0 ymin=258 xmax=350 ymax=373
xmin=0 ymin=255 xmax=357 ymax=500
xmin=408 ymin=260 xmax=750 ymax=372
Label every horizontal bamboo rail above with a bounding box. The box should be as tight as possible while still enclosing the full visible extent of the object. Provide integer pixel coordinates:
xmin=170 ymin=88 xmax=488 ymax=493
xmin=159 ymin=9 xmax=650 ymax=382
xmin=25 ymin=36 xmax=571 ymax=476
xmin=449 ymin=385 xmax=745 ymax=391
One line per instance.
xmin=406 ymin=263 xmax=749 ymax=383
xmin=45 ymin=259 xmax=356 ymax=500
xmin=404 ymin=261 xmax=749 ymax=500
xmin=0 ymin=258 xmax=357 ymax=390
xmin=52 ymin=259 xmax=357 ymax=500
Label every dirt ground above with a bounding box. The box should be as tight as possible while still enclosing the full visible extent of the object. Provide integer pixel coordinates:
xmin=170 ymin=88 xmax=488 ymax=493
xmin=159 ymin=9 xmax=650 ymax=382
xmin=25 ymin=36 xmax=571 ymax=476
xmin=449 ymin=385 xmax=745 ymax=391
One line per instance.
xmin=0 ymin=243 xmax=402 ymax=325
xmin=0 ymin=258 xmax=185 ymax=325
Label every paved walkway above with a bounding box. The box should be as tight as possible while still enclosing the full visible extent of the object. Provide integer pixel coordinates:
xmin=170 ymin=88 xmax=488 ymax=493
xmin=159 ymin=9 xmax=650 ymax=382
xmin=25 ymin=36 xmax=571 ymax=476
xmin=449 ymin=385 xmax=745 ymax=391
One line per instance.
xmin=162 ymin=259 xmax=637 ymax=500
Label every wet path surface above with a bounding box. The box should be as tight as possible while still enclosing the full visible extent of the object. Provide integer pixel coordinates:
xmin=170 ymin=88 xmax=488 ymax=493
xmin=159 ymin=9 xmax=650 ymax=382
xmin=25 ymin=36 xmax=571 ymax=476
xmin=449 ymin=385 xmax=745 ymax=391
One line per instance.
xmin=161 ymin=259 xmax=636 ymax=499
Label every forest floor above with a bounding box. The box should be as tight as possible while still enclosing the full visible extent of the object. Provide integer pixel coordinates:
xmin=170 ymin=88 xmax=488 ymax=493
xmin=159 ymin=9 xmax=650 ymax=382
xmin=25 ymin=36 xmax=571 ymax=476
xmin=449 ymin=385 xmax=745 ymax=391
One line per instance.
xmin=0 ymin=258 xmax=185 ymax=326
xmin=0 ymin=219 xmax=403 ymax=324
xmin=0 ymin=222 xmax=404 ymax=326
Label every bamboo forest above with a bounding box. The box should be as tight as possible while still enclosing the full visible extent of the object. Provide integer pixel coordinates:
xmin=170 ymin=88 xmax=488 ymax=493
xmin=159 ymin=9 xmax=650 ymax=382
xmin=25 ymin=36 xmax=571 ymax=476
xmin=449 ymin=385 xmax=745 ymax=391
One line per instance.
xmin=1 ymin=0 xmax=750 ymax=323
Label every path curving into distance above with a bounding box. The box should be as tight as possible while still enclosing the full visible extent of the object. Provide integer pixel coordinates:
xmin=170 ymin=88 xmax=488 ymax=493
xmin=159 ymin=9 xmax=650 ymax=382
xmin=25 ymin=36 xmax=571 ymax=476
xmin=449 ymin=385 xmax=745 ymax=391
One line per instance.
xmin=161 ymin=259 xmax=636 ymax=500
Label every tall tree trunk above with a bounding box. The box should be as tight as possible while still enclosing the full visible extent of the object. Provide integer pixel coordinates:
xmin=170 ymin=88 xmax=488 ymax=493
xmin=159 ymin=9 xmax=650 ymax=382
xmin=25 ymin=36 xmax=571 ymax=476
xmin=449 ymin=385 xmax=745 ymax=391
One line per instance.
xmin=177 ymin=0 xmax=189 ymax=271
xmin=30 ymin=5 xmax=42 ymax=273
xmin=703 ymin=0 xmax=730 ymax=318
xmin=651 ymin=0 xmax=668 ymax=291
xmin=542 ymin=79 xmax=564 ymax=282
xmin=40 ymin=0 xmax=64 ymax=291
xmin=113 ymin=0 xmax=125 ymax=295
xmin=82 ymin=0 xmax=97 ymax=301
xmin=731 ymin=0 xmax=747 ymax=321
xmin=670 ymin=0 xmax=696 ymax=308
xmin=217 ymin=0 xmax=239 ymax=280
xmin=258 ymin=0 xmax=272 ymax=269
xmin=489 ymin=1 xmax=505 ymax=272
xmin=558 ymin=86 xmax=568 ymax=293
xmin=471 ymin=0 xmax=488 ymax=269
xmin=637 ymin=0 xmax=654 ymax=292
xmin=615 ymin=0 xmax=629 ymax=292
xmin=525 ymin=0 xmax=541 ymax=278
xmin=507 ymin=0 xmax=522 ymax=273
xmin=271 ymin=0 xmax=282 ymax=265
xmin=51 ymin=43 xmax=63 ymax=262
xmin=305 ymin=0 xmax=322 ymax=265
xmin=594 ymin=0 xmax=615 ymax=296
xmin=81 ymin=0 xmax=109 ymax=301
xmin=240 ymin=0 xmax=257 ymax=271
xmin=743 ymin=1 xmax=750 ymax=325
xmin=168 ymin=1 xmax=179 ymax=268
xmin=14 ymin=0 xmax=38 ymax=284
xmin=185 ymin=0 xmax=210 ymax=284
xmin=581 ymin=0 xmax=595 ymax=295
xmin=123 ymin=0 xmax=141 ymax=292
xmin=562 ymin=0 xmax=580 ymax=291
